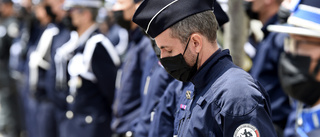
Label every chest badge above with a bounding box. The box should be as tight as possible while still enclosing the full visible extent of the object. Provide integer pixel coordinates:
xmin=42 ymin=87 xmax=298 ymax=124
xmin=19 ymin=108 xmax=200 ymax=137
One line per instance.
xmin=180 ymin=104 xmax=187 ymax=110
xmin=233 ymin=124 xmax=260 ymax=137
xmin=186 ymin=90 xmax=191 ymax=99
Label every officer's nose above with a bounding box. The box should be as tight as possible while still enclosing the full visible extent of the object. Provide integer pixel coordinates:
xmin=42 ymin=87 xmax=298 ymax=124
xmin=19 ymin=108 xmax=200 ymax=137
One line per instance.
xmin=159 ymin=49 xmax=165 ymax=59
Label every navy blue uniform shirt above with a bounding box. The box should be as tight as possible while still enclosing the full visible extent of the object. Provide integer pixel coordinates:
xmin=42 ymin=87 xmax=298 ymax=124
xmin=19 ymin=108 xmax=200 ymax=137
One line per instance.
xmin=34 ymin=23 xmax=71 ymax=137
xmin=112 ymin=27 xmax=153 ymax=133
xmin=148 ymin=80 xmax=193 ymax=137
xmin=60 ymin=26 xmax=118 ymax=137
xmin=134 ymin=50 xmax=174 ymax=137
xmin=19 ymin=22 xmax=46 ymax=137
xmin=176 ymin=49 xmax=277 ymax=137
xmin=45 ymin=23 xmax=71 ymax=110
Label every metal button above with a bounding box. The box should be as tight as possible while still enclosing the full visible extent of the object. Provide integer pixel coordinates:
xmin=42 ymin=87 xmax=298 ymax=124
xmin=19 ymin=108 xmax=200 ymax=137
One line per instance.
xmin=85 ymin=115 xmax=93 ymax=124
xmin=66 ymin=111 xmax=74 ymax=119
xmin=297 ymin=117 xmax=303 ymax=126
xmin=68 ymin=76 xmax=82 ymax=88
xmin=66 ymin=95 xmax=74 ymax=103
xmin=125 ymin=131 xmax=133 ymax=137
xmin=76 ymin=76 xmax=82 ymax=88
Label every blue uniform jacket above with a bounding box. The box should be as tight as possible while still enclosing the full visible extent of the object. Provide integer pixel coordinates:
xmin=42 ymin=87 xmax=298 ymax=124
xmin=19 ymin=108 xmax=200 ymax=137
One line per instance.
xmin=34 ymin=23 xmax=71 ymax=137
xmin=19 ymin=22 xmax=47 ymax=137
xmin=60 ymin=28 xmax=118 ymax=137
xmin=177 ymin=49 xmax=277 ymax=137
xmin=45 ymin=23 xmax=71 ymax=109
xmin=45 ymin=23 xmax=71 ymax=108
xmin=112 ymin=27 xmax=153 ymax=133
xmin=174 ymin=82 xmax=194 ymax=136
xmin=250 ymin=14 xmax=292 ymax=129
xmin=134 ymin=51 xmax=174 ymax=137
xmin=284 ymin=101 xmax=320 ymax=137
xmin=148 ymin=80 xmax=193 ymax=137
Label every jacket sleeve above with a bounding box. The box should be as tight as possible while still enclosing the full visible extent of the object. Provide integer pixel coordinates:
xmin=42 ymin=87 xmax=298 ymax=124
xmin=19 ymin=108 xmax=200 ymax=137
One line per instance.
xmin=220 ymin=98 xmax=278 ymax=137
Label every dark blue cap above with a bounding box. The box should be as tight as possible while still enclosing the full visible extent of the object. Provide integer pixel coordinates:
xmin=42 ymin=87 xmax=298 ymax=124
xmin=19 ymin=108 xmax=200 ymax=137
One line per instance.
xmin=213 ymin=2 xmax=229 ymax=27
xmin=132 ymin=0 xmax=229 ymax=38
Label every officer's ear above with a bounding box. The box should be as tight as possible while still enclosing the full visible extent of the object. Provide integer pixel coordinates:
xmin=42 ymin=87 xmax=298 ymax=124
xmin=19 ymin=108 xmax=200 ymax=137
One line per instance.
xmin=190 ymin=33 xmax=202 ymax=54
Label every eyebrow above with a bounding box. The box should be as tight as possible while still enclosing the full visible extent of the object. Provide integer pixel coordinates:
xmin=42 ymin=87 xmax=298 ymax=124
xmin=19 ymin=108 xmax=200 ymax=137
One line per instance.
xmin=159 ymin=45 xmax=169 ymax=49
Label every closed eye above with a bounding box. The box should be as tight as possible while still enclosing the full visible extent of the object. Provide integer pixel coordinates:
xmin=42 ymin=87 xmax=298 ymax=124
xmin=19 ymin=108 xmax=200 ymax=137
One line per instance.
xmin=159 ymin=46 xmax=171 ymax=52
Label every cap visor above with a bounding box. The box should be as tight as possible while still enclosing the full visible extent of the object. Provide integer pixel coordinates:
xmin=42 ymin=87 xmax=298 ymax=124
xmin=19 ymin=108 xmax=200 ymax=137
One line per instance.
xmin=268 ymin=24 xmax=320 ymax=38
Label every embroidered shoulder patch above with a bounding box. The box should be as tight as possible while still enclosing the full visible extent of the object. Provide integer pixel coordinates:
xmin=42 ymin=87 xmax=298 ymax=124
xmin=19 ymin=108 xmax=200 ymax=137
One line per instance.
xmin=233 ymin=124 xmax=260 ymax=137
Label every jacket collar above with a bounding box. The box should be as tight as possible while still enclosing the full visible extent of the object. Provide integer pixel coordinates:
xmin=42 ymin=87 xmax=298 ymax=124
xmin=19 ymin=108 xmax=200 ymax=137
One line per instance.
xmin=190 ymin=49 xmax=233 ymax=90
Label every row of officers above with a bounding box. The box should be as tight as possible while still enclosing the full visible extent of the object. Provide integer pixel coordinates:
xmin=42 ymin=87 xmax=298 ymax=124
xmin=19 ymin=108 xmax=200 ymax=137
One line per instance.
xmin=1 ymin=0 xmax=320 ymax=137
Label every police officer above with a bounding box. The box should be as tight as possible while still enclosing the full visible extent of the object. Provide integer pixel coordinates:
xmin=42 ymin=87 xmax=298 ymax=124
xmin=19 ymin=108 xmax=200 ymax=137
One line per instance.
xmin=18 ymin=1 xmax=55 ymax=137
xmin=111 ymin=0 xmax=154 ymax=136
xmin=9 ymin=0 xmax=35 ymax=78
xmin=34 ymin=0 xmax=73 ymax=136
xmin=133 ymin=47 xmax=174 ymax=137
xmin=147 ymin=3 xmax=230 ymax=137
xmin=58 ymin=0 xmax=120 ymax=137
xmin=0 ymin=0 xmax=21 ymax=136
xmin=133 ymin=0 xmax=277 ymax=136
xmin=246 ymin=0 xmax=293 ymax=135
xmin=268 ymin=0 xmax=320 ymax=136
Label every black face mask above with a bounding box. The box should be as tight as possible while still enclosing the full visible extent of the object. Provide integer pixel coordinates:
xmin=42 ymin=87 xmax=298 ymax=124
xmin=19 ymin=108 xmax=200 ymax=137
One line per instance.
xmin=277 ymin=5 xmax=291 ymax=24
xmin=279 ymin=52 xmax=320 ymax=106
xmin=113 ymin=10 xmax=131 ymax=31
xmin=45 ymin=5 xmax=56 ymax=23
xmin=243 ymin=1 xmax=259 ymax=20
xmin=160 ymin=38 xmax=198 ymax=82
